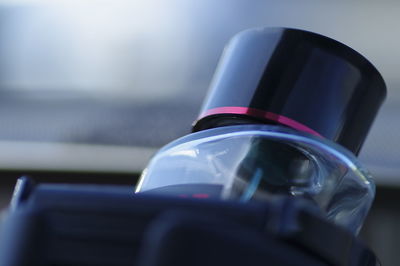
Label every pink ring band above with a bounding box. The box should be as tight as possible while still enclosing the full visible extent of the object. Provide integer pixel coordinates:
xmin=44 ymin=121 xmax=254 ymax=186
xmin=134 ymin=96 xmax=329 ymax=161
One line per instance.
xmin=199 ymin=106 xmax=323 ymax=138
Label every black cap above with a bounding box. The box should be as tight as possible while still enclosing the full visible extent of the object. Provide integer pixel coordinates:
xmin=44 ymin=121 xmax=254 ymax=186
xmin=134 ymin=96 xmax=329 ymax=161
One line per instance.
xmin=192 ymin=27 xmax=386 ymax=155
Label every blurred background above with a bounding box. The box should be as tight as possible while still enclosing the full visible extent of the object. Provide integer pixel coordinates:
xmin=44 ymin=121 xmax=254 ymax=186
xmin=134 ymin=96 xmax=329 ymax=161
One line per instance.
xmin=0 ymin=0 xmax=398 ymax=265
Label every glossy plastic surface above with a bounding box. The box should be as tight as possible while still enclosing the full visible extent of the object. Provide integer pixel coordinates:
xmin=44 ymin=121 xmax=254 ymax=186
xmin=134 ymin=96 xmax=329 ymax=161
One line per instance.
xmin=193 ymin=28 xmax=386 ymax=154
xmin=136 ymin=125 xmax=375 ymax=234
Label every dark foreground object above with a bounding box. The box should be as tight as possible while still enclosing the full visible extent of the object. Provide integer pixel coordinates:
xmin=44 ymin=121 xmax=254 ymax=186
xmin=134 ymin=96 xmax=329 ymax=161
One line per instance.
xmin=0 ymin=177 xmax=378 ymax=266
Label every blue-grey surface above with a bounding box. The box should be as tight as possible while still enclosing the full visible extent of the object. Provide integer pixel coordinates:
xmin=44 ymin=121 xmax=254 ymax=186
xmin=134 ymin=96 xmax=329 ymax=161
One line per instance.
xmin=0 ymin=91 xmax=200 ymax=147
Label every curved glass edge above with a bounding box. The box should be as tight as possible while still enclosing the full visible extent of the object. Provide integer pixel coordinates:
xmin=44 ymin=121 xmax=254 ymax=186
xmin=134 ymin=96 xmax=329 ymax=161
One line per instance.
xmin=136 ymin=124 xmax=375 ymax=234
xmin=152 ymin=124 xmax=374 ymax=186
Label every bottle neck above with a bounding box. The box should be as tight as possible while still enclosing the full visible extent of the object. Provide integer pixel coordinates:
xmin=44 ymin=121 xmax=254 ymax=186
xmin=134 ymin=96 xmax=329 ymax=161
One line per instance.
xmin=192 ymin=114 xmax=278 ymax=132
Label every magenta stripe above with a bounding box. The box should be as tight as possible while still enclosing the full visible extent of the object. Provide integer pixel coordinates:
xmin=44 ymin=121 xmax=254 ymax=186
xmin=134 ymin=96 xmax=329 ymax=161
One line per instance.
xmin=200 ymin=106 xmax=323 ymax=138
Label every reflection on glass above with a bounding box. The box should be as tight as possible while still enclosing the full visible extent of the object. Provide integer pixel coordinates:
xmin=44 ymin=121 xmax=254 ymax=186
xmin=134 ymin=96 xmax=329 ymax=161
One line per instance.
xmin=136 ymin=125 xmax=375 ymax=234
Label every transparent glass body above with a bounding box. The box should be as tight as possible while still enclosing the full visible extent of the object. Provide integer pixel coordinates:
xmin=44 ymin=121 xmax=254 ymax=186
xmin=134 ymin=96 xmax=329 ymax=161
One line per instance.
xmin=136 ymin=125 xmax=375 ymax=234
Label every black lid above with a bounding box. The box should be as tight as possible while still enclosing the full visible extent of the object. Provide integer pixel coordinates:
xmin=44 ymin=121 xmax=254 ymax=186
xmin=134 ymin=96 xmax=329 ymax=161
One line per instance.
xmin=192 ymin=27 xmax=386 ymax=155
